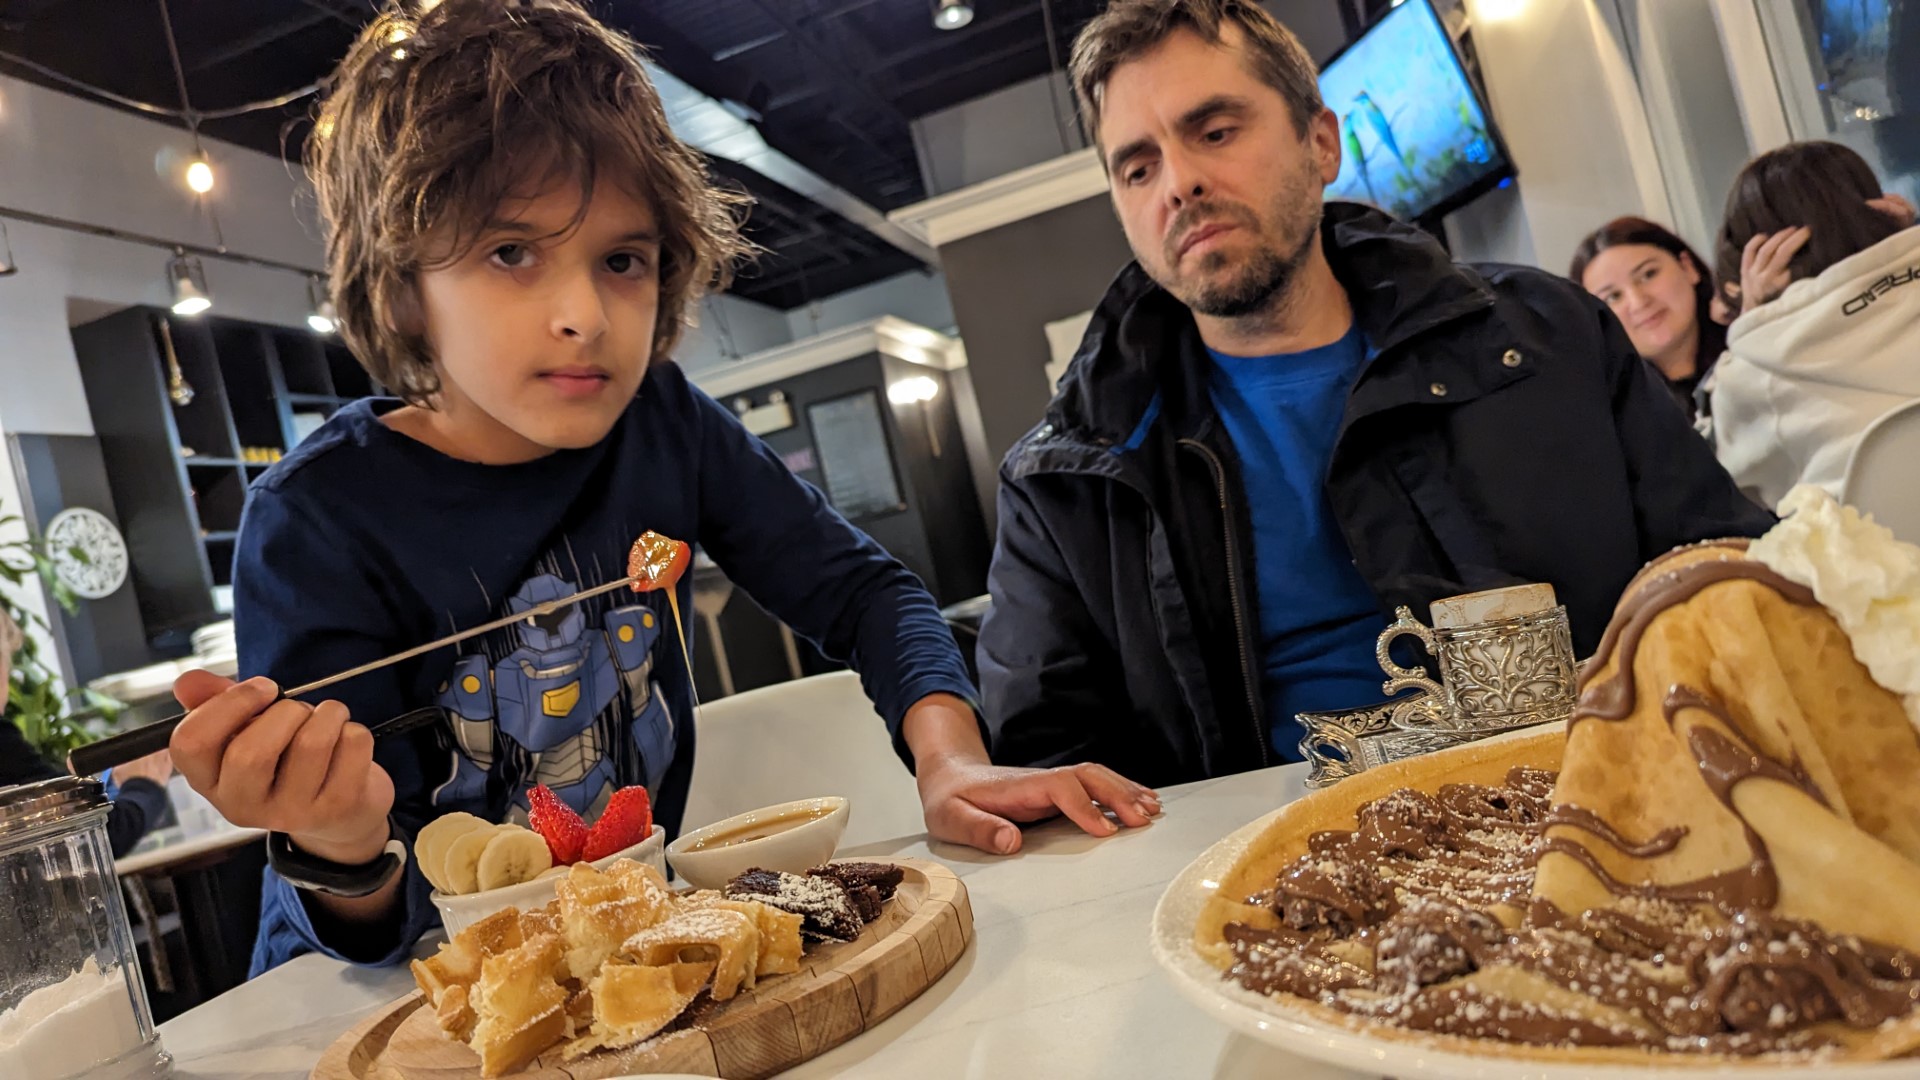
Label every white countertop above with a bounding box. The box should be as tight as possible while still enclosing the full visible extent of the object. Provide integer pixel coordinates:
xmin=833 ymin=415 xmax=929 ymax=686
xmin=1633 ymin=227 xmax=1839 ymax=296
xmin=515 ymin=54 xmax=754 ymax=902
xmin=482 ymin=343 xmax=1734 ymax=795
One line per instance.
xmin=158 ymin=763 xmax=1374 ymax=1079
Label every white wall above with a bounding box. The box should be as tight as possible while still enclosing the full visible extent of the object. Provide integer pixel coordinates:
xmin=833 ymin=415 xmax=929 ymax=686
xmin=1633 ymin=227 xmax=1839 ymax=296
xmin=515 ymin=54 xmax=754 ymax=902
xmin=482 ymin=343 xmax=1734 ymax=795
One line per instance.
xmin=0 ymin=73 xmax=323 ymax=436
xmin=675 ymin=292 xmax=796 ymax=373
xmin=785 ymin=269 xmax=955 ymax=341
xmin=913 ymin=73 xmax=1088 ymax=196
xmin=1612 ymin=0 xmax=1752 ymax=256
xmin=911 ymin=0 xmax=1351 ymax=196
xmin=1447 ymin=0 xmax=1672 ymax=271
xmin=676 ymin=269 xmax=960 ymax=375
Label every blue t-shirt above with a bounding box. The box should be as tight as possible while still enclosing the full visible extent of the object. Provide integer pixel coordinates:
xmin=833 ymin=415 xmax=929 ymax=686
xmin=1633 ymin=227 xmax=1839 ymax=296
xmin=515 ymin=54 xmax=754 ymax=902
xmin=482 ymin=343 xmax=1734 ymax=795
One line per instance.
xmin=235 ymin=364 xmax=973 ymax=975
xmin=1206 ymin=325 xmax=1387 ymax=759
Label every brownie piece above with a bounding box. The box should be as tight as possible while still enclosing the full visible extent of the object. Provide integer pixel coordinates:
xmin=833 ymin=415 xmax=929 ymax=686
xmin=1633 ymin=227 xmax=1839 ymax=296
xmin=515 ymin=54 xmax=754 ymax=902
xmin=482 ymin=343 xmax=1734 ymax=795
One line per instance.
xmin=724 ymin=868 xmax=863 ymax=942
xmin=807 ymin=861 xmax=904 ymax=902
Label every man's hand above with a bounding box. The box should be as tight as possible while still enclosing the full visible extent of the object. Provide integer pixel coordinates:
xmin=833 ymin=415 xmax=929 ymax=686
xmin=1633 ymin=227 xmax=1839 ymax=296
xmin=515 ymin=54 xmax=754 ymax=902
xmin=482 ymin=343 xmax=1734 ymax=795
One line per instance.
xmin=170 ymin=670 xmax=394 ymax=865
xmin=901 ymin=693 xmax=1160 ymax=855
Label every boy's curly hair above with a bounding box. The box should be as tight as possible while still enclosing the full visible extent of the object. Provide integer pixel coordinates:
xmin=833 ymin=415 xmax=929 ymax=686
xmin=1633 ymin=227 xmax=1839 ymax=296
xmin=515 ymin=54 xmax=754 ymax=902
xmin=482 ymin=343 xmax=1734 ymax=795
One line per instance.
xmin=308 ymin=0 xmax=752 ymax=405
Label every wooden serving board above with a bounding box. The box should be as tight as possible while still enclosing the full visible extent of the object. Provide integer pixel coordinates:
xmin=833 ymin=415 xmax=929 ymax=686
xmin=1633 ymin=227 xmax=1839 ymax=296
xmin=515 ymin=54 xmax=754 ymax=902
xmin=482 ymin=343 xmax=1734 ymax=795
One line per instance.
xmin=312 ymin=858 xmax=970 ymax=1080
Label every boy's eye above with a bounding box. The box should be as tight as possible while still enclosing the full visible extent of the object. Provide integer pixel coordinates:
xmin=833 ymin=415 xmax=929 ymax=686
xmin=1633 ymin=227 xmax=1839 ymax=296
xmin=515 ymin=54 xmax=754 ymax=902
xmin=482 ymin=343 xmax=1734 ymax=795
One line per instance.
xmin=489 ymin=243 xmax=535 ymax=269
xmin=1203 ymin=126 xmax=1234 ymax=144
xmin=606 ymin=252 xmax=651 ymax=278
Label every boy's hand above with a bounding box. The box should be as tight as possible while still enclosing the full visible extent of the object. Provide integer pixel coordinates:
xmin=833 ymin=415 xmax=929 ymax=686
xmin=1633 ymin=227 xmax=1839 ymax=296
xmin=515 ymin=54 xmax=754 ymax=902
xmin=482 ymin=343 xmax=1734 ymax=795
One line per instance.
xmin=916 ymin=753 xmax=1161 ymax=855
xmin=901 ymin=693 xmax=1160 ymax=856
xmin=170 ymin=670 xmax=395 ymax=865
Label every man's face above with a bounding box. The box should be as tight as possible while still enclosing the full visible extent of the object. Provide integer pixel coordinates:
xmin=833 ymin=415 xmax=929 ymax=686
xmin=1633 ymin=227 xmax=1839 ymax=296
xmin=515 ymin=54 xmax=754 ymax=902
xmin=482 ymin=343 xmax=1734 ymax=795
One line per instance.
xmin=1097 ymin=24 xmax=1341 ymax=318
xmin=413 ymin=177 xmax=663 ymax=460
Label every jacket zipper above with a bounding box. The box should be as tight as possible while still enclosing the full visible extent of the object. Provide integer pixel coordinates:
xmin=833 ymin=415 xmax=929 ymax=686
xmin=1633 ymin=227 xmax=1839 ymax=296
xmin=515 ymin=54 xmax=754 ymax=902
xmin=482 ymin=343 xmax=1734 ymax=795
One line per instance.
xmin=1177 ymin=437 xmax=1272 ymax=769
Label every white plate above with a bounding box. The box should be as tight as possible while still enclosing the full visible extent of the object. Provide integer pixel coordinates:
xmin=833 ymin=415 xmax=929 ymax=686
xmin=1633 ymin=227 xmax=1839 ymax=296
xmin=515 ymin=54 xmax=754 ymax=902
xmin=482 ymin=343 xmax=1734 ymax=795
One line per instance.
xmin=1148 ymin=807 xmax=1913 ymax=1080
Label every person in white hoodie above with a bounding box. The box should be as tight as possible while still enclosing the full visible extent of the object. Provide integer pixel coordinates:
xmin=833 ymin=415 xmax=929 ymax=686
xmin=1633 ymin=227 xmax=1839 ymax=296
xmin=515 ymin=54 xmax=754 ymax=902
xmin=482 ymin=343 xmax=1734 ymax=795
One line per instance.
xmin=1708 ymin=141 xmax=1920 ymax=510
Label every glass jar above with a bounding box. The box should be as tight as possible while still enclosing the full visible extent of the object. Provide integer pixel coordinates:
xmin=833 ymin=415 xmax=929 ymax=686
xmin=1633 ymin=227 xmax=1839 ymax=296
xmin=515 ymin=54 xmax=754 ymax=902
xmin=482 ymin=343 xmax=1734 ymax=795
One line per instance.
xmin=0 ymin=776 xmax=171 ymax=1079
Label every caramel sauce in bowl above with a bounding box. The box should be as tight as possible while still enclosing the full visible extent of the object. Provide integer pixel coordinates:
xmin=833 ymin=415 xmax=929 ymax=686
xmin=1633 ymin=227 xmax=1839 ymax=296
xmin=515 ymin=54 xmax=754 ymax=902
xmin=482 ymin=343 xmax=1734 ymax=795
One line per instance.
xmin=667 ymin=797 xmax=849 ymax=891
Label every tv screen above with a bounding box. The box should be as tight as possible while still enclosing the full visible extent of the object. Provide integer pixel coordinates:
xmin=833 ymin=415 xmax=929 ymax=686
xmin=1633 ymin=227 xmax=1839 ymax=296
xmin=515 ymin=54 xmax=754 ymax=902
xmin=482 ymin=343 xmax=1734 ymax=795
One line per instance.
xmin=1320 ymin=0 xmax=1511 ymax=221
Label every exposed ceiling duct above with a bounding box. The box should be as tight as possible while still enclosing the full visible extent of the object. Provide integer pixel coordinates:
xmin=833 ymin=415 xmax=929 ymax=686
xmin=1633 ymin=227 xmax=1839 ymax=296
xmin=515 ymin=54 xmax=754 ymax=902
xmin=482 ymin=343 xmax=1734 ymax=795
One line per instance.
xmin=645 ymin=61 xmax=938 ymax=268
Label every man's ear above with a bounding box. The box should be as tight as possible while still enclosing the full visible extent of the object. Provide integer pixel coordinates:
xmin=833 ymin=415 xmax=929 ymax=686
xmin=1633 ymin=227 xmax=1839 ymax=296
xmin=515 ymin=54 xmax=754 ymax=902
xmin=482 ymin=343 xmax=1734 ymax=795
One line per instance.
xmin=1310 ymin=107 xmax=1342 ymax=186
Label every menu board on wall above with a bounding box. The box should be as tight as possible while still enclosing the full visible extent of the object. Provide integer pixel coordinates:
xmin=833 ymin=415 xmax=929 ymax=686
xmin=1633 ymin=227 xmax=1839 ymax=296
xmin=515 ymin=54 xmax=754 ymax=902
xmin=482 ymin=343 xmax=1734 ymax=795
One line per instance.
xmin=806 ymin=390 xmax=905 ymax=521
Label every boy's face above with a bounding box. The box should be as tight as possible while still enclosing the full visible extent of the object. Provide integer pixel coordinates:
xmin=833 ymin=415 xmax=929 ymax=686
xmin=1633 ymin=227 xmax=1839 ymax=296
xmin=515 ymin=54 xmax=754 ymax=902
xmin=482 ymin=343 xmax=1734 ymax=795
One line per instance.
xmin=415 ymin=179 xmax=662 ymax=461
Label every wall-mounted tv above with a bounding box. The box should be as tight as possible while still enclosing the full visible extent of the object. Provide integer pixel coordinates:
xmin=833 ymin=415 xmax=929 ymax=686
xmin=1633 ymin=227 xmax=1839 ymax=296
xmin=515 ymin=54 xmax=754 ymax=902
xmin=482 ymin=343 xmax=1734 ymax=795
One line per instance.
xmin=1320 ymin=0 xmax=1514 ymax=222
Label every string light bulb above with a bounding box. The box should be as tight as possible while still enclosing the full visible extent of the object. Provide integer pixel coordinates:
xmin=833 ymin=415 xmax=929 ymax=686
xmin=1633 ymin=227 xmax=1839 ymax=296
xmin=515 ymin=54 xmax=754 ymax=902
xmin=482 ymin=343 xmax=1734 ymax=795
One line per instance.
xmin=168 ymin=251 xmax=212 ymax=316
xmin=306 ymin=276 xmax=339 ymax=334
xmin=185 ymin=157 xmax=214 ymax=194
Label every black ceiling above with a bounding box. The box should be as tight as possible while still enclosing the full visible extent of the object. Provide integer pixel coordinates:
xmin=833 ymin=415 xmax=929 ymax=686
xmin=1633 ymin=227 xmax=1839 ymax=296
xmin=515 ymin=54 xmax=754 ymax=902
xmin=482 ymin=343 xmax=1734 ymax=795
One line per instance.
xmin=0 ymin=0 xmax=1116 ymax=309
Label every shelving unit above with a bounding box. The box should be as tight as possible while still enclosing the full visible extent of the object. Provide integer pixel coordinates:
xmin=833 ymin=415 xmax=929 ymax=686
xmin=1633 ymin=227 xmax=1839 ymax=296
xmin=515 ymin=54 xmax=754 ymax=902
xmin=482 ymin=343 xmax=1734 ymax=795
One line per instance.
xmin=72 ymin=306 xmax=381 ymax=655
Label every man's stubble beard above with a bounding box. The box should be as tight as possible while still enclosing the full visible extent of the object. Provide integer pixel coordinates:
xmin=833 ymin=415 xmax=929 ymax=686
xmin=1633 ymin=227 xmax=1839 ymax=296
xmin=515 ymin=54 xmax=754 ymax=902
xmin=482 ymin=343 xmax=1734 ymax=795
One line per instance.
xmin=1159 ymin=161 xmax=1324 ymax=320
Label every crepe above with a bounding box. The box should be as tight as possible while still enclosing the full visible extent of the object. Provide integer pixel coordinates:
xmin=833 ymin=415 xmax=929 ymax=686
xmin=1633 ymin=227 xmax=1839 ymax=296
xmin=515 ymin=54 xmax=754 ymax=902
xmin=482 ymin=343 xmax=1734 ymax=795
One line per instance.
xmin=1194 ymin=539 xmax=1920 ymax=1064
xmin=1540 ymin=542 xmax=1920 ymax=952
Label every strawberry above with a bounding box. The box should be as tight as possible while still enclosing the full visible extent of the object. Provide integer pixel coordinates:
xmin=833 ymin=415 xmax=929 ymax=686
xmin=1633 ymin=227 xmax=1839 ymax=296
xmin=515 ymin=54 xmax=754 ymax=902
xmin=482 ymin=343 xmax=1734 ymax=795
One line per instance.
xmin=526 ymin=784 xmax=588 ymax=865
xmin=582 ymin=785 xmax=653 ymax=862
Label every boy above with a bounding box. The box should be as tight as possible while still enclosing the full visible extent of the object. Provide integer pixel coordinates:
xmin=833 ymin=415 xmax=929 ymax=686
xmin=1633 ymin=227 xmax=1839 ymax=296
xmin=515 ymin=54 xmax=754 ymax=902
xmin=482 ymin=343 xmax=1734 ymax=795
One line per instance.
xmin=169 ymin=0 xmax=1158 ymax=975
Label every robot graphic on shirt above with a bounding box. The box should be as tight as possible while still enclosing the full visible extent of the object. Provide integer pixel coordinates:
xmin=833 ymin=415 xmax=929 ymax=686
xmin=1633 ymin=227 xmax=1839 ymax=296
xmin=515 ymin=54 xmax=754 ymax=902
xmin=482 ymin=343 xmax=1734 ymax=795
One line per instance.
xmin=431 ymin=572 xmax=677 ymax=818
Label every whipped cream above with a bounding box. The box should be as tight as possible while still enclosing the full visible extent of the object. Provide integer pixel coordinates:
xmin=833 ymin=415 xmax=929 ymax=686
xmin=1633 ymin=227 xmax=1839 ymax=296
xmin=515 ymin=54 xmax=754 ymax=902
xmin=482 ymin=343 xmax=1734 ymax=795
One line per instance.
xmin=0 ymin=957 xmax=146 ymax=1079
xmin=1748 ymin=485 xmax=1920 ymax=734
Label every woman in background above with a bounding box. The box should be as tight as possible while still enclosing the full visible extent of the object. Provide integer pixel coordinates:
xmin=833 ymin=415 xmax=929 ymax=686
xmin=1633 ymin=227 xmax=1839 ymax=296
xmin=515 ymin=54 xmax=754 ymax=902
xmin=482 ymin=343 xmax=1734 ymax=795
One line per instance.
xmin=1709 ymin=141 xmax=1920 ymax=509
xmin=1572 ymin=217 xmax=1725 ymax=424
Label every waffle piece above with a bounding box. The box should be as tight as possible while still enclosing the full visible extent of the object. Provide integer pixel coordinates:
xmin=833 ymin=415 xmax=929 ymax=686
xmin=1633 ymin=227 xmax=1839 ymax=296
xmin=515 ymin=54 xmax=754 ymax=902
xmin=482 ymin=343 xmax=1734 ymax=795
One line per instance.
xmin=562 ymin=958 xmax=714 ymax=1060
xmin=621 ymin=907 xmax=760 ymax=1001
xmin=411 ymin=907 xmax=525 ymax=1034
xmin=517 ymin=898 xmax=563 ymax=941
xmin=680 ymin=894 xmax=806 ymax=978
xmin=555 ymin=861 xmax=671 ymax=982
xmin=725 ymin=868 xmax=863 ymax=942
xmin=469 ymin=933 xmax=569 ymax=1078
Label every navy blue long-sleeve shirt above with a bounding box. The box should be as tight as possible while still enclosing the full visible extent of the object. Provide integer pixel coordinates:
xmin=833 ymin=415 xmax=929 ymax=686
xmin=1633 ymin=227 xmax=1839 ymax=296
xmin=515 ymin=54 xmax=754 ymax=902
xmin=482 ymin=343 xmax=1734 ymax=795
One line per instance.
xmin=234 ymin=362 xmax=973 ymax=976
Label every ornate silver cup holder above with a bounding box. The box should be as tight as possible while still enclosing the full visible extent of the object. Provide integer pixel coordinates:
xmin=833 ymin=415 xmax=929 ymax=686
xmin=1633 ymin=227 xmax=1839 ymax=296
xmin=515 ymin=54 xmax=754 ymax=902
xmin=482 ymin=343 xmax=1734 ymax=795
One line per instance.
xmin=1298 ymin=599 xmax=1578 ymax=788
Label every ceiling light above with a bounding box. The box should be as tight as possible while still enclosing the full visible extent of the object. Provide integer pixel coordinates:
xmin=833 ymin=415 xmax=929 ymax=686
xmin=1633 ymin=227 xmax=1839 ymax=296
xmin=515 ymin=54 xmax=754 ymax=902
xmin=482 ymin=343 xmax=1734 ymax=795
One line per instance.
xmin=185 ymin=157 xmax=214 ymax=194
xmin=168 ymin=252 xmax=211 ymax=316
xmin=888 ymin=376 xmax=940 ymax=405
xmin=306 ymin=276 xmax=338 ymax=334
xmin=934 ymin=0 xmax=973 ymax=31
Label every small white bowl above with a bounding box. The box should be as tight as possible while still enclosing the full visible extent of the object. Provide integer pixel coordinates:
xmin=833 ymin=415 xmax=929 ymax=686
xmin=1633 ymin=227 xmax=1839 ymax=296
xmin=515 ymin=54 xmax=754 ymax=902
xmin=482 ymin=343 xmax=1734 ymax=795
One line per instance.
xmin=431 ymin=824 xmax=666 ymax=937
xmin=666 ymin=797 xmax=849 ymax=891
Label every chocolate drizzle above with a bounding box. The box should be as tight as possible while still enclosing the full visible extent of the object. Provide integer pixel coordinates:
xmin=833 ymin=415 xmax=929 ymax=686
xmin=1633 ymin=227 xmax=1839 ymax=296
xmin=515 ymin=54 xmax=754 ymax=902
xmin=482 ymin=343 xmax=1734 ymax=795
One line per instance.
xmin=1544 ymin=805 xmax=1686 ymax=858
xmin=1220 ymin=758 xmax=1920 ymax=1055
xmin=1575 ymin=554 xmax=1818 ymax=723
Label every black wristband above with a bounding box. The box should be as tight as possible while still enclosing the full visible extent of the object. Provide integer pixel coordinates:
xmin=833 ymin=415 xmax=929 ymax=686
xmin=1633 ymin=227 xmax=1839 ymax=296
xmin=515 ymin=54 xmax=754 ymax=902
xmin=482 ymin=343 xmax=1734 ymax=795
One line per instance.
xmin=267 ymin=820 xmax=407 ymax=898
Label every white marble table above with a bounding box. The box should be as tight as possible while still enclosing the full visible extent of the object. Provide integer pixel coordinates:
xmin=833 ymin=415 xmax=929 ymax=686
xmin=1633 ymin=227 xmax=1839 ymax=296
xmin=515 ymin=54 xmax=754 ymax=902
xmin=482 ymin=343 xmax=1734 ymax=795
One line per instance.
xmin=158 ymin=763 xmax=1376 ymax=1079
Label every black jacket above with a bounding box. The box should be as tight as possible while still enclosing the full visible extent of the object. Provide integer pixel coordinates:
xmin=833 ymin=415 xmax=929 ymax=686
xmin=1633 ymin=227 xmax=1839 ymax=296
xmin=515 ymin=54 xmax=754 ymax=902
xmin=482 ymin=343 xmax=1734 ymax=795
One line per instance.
xmin=976 ymin=204 xmax=1773 ymax=785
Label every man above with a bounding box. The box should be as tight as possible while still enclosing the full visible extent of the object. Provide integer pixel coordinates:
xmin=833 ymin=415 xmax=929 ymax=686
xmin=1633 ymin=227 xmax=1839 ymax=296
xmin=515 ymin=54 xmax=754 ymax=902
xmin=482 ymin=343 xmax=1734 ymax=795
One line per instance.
xmin=976 ymin=0 xmax=1772 ymax=787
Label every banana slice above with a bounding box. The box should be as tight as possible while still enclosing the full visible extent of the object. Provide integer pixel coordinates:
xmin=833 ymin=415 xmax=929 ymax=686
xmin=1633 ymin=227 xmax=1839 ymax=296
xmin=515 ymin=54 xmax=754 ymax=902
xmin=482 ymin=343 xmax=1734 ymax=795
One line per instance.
xmin=476 ymin=827 xmax=554 ymax=892
xmin=414 ymin=812 xmax=490 ymax=894
xmin=444 ymin=824 xmax=513 ymax=896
